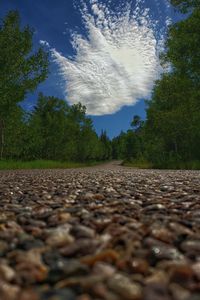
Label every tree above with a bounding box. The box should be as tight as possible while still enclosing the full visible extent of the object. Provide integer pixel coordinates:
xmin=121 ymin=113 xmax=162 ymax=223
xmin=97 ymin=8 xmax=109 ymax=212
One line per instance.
xmin=27 ymin=97 xmax=103 ymax=162
xmin=27 ymin=93 xmax=69 ymax=160
xmin=3 ymin=106 xmax=27 ymax=160
xmin=171 ymin=0 xmax=200 ymax=12
xmin=165 ymin=9 xmax=200 ymax=81
xmin=144 ymin=0 xmax=200 ymax=167
xmin=131 ymin=115 xmax=144 ymax=132
xmin=112 ymin=132 xmax=127 ymax=159
xmin=112 ymin=0 xmax=200 ymax=168
xmin=100 ymin=130 xmax=112 ymax=160
xmin=0 ymin=11 xmax=48 ymax=159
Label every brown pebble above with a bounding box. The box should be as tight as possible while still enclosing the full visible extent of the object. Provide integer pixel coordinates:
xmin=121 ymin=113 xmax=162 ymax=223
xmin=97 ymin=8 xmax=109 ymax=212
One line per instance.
xmin=0 ymin=280 xmax=20 ymax=300
xmin=151 ymin=228 xmax=173 ymax=243
xmin=192 ymin=262 xmax=200 ymax=280
xmin=169 ymin=283 xmax=191 ymax=300
xmin=169 ymin=265 xmax=194 ymax=285
xmin=0 ymin=263 xmax=16 ymax=282
xmin=81 ymin=249 xmax=119 ymax=266
xmin=131 ymin=258 xmax=149 ymax=275
xmin=107 ymin=273 xmax=142 ymax=300
xmin=145 ymin=270 xmax=169 ymax=284
xmin=143 ymin=283 xmax=171 ymax=300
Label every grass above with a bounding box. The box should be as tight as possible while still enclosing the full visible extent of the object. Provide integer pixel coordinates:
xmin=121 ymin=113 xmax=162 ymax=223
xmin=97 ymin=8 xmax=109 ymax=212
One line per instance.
xmin=122 ymin=159 xmax=153 ymax=169
xmin=0 ymin=160 xmax=99 ymax=170
xmin=155 ymin=160 xmax=200 ymax=170
xmin=1 ymin=159 xmax=199 ymax=170
xmin=123 ymin=159 xmax=200 ymax=170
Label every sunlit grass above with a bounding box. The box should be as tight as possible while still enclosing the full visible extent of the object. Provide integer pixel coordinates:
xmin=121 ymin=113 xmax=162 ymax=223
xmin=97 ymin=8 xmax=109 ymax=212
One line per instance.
xmin=0 ymin=160 xmax=97 ymax=170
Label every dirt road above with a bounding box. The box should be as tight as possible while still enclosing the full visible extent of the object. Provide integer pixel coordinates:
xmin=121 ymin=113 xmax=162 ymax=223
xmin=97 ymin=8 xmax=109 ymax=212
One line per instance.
xmin=0 ymin=163 xmax=200 ymax=299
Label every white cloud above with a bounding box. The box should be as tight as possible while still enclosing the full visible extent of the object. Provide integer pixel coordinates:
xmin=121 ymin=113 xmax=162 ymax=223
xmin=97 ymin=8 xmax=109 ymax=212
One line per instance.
xmin=39 ymin=40 xmax=50 ymax=47
xmin=52 ymin=0 xmax=166 ymax=115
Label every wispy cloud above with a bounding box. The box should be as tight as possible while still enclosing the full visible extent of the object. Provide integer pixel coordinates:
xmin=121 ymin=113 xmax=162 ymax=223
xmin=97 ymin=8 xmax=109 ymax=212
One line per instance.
xmin=40 ymin=40 xmax=50 ymax=47
xmin=52 ymin=0 xmax=167 ymax=115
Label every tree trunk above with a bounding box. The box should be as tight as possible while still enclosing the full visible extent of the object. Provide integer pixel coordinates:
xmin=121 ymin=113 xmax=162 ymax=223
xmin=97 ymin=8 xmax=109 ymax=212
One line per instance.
xmin=0 ymin=119 xmax=5 ymax=160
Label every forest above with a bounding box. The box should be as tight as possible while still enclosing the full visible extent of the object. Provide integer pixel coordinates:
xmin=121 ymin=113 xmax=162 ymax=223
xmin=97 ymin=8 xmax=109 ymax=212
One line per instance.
xmin=0 ymin=0 xmax=200 ymax=169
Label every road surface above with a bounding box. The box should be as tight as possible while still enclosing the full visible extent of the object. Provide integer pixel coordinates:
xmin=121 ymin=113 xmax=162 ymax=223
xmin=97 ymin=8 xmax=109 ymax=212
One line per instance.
xmin=0 ymin=162 xmax=200 ymax=300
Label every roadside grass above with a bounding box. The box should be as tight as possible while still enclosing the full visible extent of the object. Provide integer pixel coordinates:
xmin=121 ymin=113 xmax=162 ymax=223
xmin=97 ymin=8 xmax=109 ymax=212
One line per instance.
xmin=0 ymin=160 xmax=100 ymax=170
xmin=122 ymin=159 xmax=153 ymax=169
xmin=156 ymin=160 xmax=200 ymax=170
xmin=123 ymin=159 xmax=200 ymax=170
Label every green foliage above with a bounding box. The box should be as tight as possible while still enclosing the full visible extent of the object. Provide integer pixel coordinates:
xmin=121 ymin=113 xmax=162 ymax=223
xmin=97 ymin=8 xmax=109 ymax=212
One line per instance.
xmin=3 ymin=106 xmax=28 ymax=160
xmin=131 ymin=115 xmax=144 ymax=130
xmin=145 ymin=1 xmax=200 ymax=168
xmin=0 ymin=10 xmax=109 ymax=164
xmin=2 ymin=4 xmax=200 ymax=169
xmin=113 ymin=0 xmax=200 ymax=169
xmin=0 ymin=11 xmax=48 ymax=113
xmin=27 ymin=93 xmax=69 ymax=160
xmin=144 ymin=3 xmax=200 ymax=167
xmin=166 ymin=9 xmax=200 ymax=81
xmin=112 ymin=116 xmax=145 ymax=162
xmin=122 ymin=158 xmax=153 ymax=169
xmin=0 ymin=10 xmax=48 ymax=159
xmin=25 ymin=94 xmax=105 ymax=162
xmin=170 ymin=0 xmax=200 ymax=13
xmin=100 ymin=130 xmax=112 ymax=160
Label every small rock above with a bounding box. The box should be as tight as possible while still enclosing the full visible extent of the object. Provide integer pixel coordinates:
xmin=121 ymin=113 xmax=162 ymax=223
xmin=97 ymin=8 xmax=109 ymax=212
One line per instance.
xmin=149 ymin=245 xmax=184 ymax=265
xmin=0 ymin=280 xmax=20 ymax=300
xmin=192 ymin=262 xmax=200 ymax=280
xmin=18 ymin=289 xmax=39 ymax=300
xmin=93 ymin=283 xmax=120 ymax=300
xmin=70 ymin=225 xmax=95 ymax=239
xmin=76 ymin=294 xmax=92 ymax=300
xmin=0 ymin=263 xmax=16 ymax=281
xmin=81 ymin=249 xmax=119 ymax=266
xmin=131 ymin=258 xmax=149 ymax=275
xmin=169 ymin=264 xmax=194 ymax=285
xmin=169 ymin=283 xmax=190 ymax=300
xmin=143 ymin=283 xmax=171 ymax=300
xmin=0 ymin=241 xmax=8 ymax=256
xmin=107 ymin=273 xmax=142 ymax=300
xmin=143 ymin=204 xmax=166 ymax=212
xmin=93 ymin=193 xmax=105 ymax=200
xmin=48 ymin=259 xmax=89 ymax=283
xmin=82 ymin=193 xmax=94 ymax=200
xmin=40 ymin=288 xmax=76 ymax=300
xmin=145 ymin=270 xmax=168 ymax=284
xmin=151 ymin=228 xmax=173 ymax=243
xmin=60 ymin=239 xmax=99 ymax=257
xmin=93 ymin=262 xmax=116 ymax=277
xmin=46 ymin=224 xmax=74 ymax=247
xmin=181 ymin=240 xmax=200 ymax=256
xmin=160 ymin=185 xmax=173 ymax=192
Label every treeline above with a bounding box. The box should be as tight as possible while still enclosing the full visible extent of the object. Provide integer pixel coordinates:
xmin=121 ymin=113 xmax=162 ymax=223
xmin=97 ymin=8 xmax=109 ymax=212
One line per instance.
xmin=5 ymin=94 xmax=112 ymax=161
xmin=1 ymin=1 xmax=200 ymax=168
xmin=0 ymin=11 xmax=111 ymax=162
xmin=112 ymin=0 xmax=200 ymax=169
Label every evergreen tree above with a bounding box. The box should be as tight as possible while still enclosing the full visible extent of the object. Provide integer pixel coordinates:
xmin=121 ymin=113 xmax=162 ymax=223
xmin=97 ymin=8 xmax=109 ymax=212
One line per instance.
xmin=144 ymin=0 xmax=200 ymax=166
xmin=0 ymin=11 xmax=48 ymax=159
xmin=100 ymin=130 xmax=112 ymax=160
xmin=28 ymin=93 xmax=69 ymax=160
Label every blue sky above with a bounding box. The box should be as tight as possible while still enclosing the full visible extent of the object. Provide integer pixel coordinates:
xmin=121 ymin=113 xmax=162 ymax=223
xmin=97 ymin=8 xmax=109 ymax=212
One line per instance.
xmin=1 ymin=0 xmax=182 ymax=138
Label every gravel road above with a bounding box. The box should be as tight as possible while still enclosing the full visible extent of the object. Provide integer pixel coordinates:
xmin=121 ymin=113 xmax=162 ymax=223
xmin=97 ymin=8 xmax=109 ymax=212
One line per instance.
xmin=0 ymin=162 xmax=200 ymax=300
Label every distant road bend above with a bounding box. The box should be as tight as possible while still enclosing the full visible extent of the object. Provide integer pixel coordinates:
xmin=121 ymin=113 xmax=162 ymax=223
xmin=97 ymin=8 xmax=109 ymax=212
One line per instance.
xmin=0 ymin=163 xmax=200 ymax=300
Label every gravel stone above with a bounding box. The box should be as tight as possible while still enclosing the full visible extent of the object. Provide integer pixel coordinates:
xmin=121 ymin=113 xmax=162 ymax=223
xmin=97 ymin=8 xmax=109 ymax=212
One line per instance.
xmin=0 ymin=162 xmax=199 ymax=299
